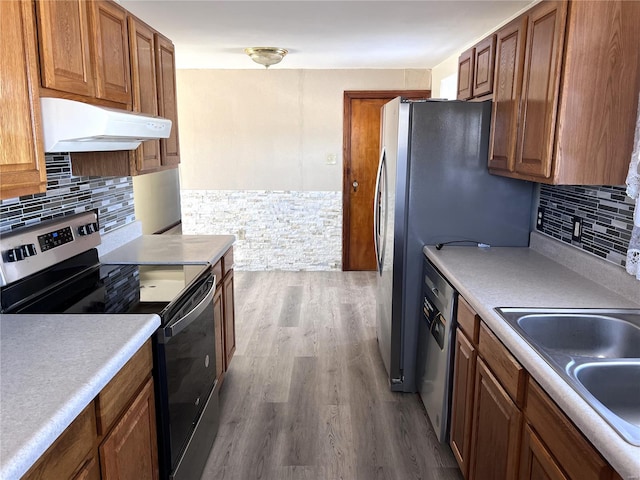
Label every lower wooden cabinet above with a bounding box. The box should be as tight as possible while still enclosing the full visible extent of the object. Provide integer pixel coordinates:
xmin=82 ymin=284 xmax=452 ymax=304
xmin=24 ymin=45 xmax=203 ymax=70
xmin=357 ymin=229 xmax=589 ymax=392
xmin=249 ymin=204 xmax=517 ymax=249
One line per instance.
xmin=450 ymin=297 xmax=620 ymax=480
xmin=213 ymin=246 xmax=236 ymax=387
xmin=449 ymin=328 xmax=476 ymax=478
xmin=468 ymin=358 xmax=522 ymax=480
xmin=99 ymin=378 xmax=158 ymax=480
xmin=24 ymin=341 xmax=158 ymax=480
xmin=519 ymin=424 xmax=568 ymax=480
xmin=223 ymin=269 xmax=236 ymax=368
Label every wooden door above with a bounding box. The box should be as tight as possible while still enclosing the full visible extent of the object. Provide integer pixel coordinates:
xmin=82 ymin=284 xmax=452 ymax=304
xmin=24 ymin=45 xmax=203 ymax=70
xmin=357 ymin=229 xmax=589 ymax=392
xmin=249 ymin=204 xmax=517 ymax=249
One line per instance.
xmin=89 ymin=0 xmax=132 ymax=105
xmin=514 ymin=1 xmax=567 ymax=179
xmin=488 ymin=16 xmax=527 ymax=173
xmin=35 ymin=0 xmax=95 ymax=97
xmin=100 ymin=378 xmax=159 ymax=480
xmin=342 ymin=90 xmax=430 ymax=271
xmin=469 ymin=358 xmax=522 ymax=480
xmin=449 ymin=329 xmax=477 ymax=479
xmin=129 ymin=16 xmax=161 ymax=173
xmin=155 ymin=34 xmax=181 ymax=167
xmin=519 ymin=424 xmax=568 ymax=480
xmin=0 ymin=0 xmax=47 ymax=200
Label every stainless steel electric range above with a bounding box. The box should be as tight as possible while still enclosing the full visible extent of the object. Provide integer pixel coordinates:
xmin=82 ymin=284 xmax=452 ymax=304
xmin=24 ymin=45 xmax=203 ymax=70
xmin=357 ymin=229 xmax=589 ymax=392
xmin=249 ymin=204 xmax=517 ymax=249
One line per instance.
xmin=0 ymin=211 xmax=219 ymax=480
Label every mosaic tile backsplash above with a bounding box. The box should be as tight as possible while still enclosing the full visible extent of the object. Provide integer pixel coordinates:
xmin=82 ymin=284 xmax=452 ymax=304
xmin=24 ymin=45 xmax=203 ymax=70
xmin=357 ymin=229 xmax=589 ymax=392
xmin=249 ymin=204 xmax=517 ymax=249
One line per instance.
xmin=0 ymin=154 xmax=134 ymax=235
xmin=537 ymin=185 xmax=635 ymax=268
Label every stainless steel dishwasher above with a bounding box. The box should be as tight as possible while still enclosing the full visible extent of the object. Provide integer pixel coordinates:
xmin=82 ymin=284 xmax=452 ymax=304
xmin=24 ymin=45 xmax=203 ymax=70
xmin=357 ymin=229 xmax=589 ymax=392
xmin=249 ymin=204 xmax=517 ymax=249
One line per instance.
xmin=415 ymin=255 xmax=458 ymax=443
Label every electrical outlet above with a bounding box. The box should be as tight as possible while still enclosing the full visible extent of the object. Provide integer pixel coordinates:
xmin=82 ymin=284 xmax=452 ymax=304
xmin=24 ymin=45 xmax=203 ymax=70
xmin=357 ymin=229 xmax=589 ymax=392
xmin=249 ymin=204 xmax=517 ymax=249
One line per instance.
xmin=536 ymin=207 xmax=545 ymax=231
xmin=572 ymin=216 xmax=582 ymax=242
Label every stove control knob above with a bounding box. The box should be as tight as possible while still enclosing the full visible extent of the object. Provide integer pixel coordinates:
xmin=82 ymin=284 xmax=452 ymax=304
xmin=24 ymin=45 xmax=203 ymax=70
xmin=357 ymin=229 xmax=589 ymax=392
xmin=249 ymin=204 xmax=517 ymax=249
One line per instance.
xmin=78 ymin=222 xmax=99 ymax=236
xmin=22 ymin=244 xmax=37 ymax=257
xmin=6 ymin=247 xmax=25 ymax=262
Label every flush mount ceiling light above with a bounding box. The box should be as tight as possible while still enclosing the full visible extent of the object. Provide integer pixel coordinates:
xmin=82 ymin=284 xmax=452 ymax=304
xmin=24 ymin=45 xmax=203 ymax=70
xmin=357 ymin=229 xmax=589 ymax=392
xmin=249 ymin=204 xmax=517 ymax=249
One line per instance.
xmin=244 ymin=47 xmax=288 ymax=68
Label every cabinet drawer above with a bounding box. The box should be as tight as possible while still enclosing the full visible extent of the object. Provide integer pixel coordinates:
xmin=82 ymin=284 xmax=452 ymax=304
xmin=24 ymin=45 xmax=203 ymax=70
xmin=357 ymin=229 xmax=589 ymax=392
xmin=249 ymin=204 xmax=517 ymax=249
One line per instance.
xmin=457 ymin=296 xmax=480 ymax=345
xmin=223 ymin=247 xmax=234 ymax=276
xmin=525 ymin=379 xmax=613 ymax=480
xmin=95 ymin=341 xmax=153 ymax=435
xmin=478 ymin=322 xmax=526 ymax=406
xmin=23 ymin=403 xmax=97 ymax=479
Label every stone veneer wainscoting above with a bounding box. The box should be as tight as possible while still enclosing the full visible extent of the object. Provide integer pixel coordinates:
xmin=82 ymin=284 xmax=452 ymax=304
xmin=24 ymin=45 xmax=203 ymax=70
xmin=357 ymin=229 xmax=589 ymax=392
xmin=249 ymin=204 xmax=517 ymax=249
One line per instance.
xmin=537 ymin=185 xmax=635 ymax=268
xmin=181 ymin=190 xmax=342 ymax=270
xmin=0 ymin=154 xmax=134 ymax=234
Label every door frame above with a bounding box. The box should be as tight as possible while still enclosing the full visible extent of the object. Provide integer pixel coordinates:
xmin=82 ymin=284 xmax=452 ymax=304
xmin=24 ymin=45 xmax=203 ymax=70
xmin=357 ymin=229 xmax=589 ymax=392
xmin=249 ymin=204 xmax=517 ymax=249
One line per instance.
xmin=342 ymin=90 xmax=430 ymax=271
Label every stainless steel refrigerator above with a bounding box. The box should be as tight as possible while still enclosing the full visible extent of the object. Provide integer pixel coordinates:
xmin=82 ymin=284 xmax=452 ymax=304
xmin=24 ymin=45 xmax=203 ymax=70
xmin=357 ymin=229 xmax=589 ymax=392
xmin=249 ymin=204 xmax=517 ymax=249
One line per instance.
xmin=374 ymin=97 xmax=533 ymax=394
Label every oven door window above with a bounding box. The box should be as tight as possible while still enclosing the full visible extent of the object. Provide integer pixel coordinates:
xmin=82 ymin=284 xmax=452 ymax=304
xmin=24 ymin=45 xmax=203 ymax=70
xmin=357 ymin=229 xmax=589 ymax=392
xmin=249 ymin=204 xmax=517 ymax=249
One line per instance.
xmin=161 ymin=281 xmax=217 ymax=467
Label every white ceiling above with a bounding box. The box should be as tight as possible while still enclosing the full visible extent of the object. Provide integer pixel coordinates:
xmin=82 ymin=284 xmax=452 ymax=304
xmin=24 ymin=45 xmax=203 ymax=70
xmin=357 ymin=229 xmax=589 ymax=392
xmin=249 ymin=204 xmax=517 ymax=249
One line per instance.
xmin=119 ymin=0 xmax=534 ymax=70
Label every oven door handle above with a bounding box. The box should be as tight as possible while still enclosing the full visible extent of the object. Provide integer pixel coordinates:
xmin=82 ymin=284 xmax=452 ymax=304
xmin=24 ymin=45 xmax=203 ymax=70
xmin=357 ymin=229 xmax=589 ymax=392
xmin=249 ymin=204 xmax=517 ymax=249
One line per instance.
xmin=160 ymin=276 xmax=216 ymax=342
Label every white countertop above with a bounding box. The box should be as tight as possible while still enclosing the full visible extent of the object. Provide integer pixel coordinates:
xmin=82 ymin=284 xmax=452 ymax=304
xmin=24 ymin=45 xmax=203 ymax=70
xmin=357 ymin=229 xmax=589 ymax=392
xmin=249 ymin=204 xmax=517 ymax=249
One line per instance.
xmin=423 ymin=243 xmax=640 ymax=479
xmin=0 ymin=313 xmax=160 ymax=480
xmin=100 ymin=234 xmax=235 ymax=265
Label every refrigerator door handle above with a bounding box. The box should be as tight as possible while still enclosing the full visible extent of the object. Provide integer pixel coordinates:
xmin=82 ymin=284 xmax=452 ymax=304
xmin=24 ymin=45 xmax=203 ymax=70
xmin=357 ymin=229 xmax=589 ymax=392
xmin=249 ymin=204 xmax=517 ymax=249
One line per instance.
xmin=373 ymin=147 xmax=386 ymax=274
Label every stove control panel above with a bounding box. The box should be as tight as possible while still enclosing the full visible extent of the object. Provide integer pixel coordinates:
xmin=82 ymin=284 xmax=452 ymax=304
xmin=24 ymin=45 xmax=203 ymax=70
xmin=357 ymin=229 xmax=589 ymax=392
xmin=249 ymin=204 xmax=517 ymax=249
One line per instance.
xmin=38 ymin=226 xmax=74 ymax=252
xmin=0 ymin=211 xmax=101 ymax=287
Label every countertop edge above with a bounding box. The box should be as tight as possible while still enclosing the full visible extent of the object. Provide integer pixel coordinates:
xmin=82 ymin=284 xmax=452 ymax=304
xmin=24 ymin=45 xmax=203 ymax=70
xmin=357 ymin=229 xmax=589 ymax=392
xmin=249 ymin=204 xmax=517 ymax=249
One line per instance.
xmin=423 ymin=247 xmax=640 ymax=480
xmin=0 ymin=314 xmax=160 ymax=480
xmin=99 ymin=234 xmax=235 ymax=266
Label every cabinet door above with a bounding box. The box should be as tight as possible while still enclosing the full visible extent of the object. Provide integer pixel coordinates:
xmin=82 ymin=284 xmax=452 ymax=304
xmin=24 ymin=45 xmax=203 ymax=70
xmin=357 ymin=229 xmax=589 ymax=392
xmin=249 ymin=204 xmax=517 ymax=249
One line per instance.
xmin=0 ymin=0 xmax=47 ymax=200
xmin=450 ymin=329 xmax=476 ymax=479
xmin=72 ymin=455 xmax=101 ymax=480
xmin=129 ymin=16 xmax=161 ymax=173
xmin=100 ymin=377 xmax=159 ymax=480
xmin=35 ymin=0 xmax=95 ymax=97
xmin=223 ymin=270 xmax=236 ymax=369
xmin=469 ymin=358 xmax=522 ymax=480
xmin=89 ymin=0 xmax=131 ymax=104
xmin=514 ymin=1 xmax=567 ymax=179
xmin=472 ymin=35 xmax=496 ymax=98
xmin=488 ymin=16 xmax=527 ymax=172
xmin=214 ymin=286 xmax=225 ymax=384
xmin=457 ymin=47 xmax=475 ymax=100
xmin=155 ymin=34 xmax=181 ymax=167
xmin=519 ymin=424 xmax=568 ymax=480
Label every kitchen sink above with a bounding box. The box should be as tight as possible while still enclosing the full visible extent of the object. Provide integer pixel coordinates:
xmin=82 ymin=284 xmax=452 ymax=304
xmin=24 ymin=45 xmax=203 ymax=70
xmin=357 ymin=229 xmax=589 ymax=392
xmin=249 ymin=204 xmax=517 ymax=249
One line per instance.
xmin=515 ymin=313 xmax=640 ymax=358
xmin=495 ymin=307 xmax=640 ymax=446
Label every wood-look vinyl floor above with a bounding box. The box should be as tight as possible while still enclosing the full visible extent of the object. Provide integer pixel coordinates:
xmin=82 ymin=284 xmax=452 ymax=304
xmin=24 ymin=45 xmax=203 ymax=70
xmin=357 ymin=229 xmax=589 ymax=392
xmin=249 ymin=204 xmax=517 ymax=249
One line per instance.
xmin=201 ymin=271 xmax=462 ymax=480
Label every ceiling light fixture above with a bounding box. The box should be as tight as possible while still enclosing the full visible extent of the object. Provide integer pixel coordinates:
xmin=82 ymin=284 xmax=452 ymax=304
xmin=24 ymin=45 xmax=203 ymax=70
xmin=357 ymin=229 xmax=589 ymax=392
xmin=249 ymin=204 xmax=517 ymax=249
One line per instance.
xmin=244 ymin=47 xmax=288 ymax=69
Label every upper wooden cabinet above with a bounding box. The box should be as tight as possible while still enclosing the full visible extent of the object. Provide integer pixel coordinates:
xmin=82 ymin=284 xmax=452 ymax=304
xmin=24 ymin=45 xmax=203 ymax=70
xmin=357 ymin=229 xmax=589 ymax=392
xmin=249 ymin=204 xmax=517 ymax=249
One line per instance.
xmin=488 ymin=16 xmax=527 ymax=172
xmin=35 ymin=0 xmax=132 ymax=106
xmin=457 ymin=35 xmax=496 ymax=100
xmin=156 ymin=34 xmax=181 ymax=167
xmin=457 ymin=47 xmax=474 ymax=100
xmin=489 ymin=0 xmax=640 ymax=184
xmin=0 ymin=0 xmax=47 ymax=200
xmin=89 ymin=0 xmax=132 ymax=105
xmin=129 ymin=16 xmax=162 ymax=173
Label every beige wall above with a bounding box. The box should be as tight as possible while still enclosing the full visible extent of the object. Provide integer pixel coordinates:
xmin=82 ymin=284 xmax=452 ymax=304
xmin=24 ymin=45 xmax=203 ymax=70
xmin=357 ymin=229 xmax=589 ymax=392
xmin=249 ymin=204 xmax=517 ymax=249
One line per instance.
xmin=176 ymin=69 xmax=430 ymax=191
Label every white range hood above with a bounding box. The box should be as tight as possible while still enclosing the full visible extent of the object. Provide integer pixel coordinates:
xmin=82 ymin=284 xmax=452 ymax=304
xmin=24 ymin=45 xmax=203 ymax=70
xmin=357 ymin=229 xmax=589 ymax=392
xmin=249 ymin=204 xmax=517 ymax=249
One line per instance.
xmin=40 ymin=97 xmax=172 ymax=153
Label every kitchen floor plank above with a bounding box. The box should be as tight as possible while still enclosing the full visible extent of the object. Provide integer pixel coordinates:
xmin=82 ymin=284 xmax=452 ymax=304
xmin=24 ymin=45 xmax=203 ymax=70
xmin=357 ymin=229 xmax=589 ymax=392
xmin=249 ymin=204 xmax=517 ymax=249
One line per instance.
xmin=200 ymin=271 xmax=462 ymax=480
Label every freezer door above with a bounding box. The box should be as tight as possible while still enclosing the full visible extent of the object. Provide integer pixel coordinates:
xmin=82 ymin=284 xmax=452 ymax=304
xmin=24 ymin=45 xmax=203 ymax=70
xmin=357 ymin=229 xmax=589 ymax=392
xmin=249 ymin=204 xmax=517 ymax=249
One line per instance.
xmin=373 ymin=147 xmax=387 ymax=274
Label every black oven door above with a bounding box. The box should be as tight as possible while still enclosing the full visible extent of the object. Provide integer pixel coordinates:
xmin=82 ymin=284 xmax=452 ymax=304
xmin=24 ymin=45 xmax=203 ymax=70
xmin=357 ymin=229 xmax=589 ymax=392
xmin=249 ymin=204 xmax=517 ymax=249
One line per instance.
xmin=154 ymin=272 xmax=217 ymax=477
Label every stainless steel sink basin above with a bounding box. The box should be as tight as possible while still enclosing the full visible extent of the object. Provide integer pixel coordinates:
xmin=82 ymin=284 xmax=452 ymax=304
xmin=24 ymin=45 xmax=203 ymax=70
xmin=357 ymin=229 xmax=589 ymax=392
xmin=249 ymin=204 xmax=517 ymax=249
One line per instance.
xmin=495 ymin=307 xmax=640 ymax=446
xmin=572 ymin=361 xmax=640 ymax=431
xmin=516 ymin=313 xmax=640 ymax=358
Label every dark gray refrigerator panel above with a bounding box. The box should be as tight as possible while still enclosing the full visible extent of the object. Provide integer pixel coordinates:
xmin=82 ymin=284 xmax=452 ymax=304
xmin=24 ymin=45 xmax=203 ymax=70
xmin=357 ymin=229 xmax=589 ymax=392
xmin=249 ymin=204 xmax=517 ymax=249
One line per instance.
xmin=375 ymin=98 xmax=533 ymax=394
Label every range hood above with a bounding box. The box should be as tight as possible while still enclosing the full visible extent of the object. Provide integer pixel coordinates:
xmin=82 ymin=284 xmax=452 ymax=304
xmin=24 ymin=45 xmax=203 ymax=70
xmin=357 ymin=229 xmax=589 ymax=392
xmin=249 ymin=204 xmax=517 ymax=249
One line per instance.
xmin=40 ymin=97 xmax=172 ymax=153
